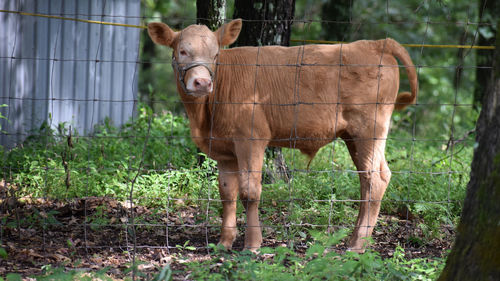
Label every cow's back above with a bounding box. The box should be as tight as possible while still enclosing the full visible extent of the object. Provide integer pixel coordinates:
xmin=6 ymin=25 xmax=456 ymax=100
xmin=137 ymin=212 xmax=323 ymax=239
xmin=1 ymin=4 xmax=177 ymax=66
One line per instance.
xmin=211 ymin=41 xmax=400 ymax=153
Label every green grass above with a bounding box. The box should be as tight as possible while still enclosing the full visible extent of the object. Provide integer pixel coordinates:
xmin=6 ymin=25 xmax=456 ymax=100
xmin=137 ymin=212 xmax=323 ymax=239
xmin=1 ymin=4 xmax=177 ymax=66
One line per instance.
xmin=1 ymin=106 xmax=212 ymax=205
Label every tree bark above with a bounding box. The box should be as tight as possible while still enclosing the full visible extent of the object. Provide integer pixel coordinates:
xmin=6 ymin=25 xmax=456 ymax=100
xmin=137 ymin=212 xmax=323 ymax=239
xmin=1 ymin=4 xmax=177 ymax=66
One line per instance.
xmin=438 ymin=20 xmax=500 ymax=281
xmin=232 ymin=0 xmax=295 ymax=46
xmin=197 ymin=0 xmax=226 ymax=30
xmin=474 ymin=0 xmax=498 ymax=108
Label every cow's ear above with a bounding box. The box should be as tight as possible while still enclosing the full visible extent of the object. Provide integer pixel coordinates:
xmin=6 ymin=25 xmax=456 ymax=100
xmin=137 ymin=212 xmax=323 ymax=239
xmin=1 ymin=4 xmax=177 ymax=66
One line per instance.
xmin=215 ymin=19 xmax=242 ymax=47
xmin=148 ymin=22 xmax=177 ymax=47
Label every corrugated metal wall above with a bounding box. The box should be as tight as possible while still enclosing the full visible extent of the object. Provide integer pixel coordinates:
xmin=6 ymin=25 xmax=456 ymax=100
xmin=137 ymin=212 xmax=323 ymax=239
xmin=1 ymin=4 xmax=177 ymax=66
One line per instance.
xmin=0 ymin=0 xmax=140 ymax=148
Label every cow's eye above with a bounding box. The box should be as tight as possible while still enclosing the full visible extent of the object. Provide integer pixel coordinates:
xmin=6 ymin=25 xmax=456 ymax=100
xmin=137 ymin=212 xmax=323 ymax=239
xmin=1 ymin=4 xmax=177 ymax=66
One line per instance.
xmin=179 ymin=50 xmax=188 ymax=56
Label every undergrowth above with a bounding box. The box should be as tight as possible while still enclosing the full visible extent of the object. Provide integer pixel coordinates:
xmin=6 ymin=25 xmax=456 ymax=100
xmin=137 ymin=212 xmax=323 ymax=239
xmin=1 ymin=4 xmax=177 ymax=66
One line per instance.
xmin=185 ymin=230 xmax=445 ymax=281
xmin=1 ymin=230 xmax=445 ymax=280
xmin=1 ymin=105 xmax=471 ymax=238
xmin=1 ymin=105 xmax=471 ymax=279
xmin=1 ymin=106 xmax=215 ymax=208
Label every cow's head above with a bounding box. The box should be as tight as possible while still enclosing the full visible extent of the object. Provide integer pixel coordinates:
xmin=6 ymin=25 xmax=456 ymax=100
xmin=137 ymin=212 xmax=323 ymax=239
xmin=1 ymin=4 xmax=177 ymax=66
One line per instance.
xmin=147 ymin=19 xmax=242 ymax=97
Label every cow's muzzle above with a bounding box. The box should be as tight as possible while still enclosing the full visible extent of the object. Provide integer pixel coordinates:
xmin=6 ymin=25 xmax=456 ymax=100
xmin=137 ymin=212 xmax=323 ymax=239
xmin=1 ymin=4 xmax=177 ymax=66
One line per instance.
xmin=171 ymin=55 xmax=215 ymax=96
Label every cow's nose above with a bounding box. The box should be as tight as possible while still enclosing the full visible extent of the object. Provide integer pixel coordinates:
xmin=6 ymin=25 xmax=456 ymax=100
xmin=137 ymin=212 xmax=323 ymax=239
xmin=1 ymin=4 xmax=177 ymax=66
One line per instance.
xmin=194 ymin=78 xmax=212 ymax=92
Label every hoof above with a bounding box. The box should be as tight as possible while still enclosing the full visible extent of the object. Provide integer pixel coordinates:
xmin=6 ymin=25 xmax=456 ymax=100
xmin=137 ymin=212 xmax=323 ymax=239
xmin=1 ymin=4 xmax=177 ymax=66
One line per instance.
xmin=217 ymin=241 xmax=233 ymax=251
xmin=346 ymin=247 xmax=366 ymax=254
xmin=243 ymin=246 xmax=260 ymax=254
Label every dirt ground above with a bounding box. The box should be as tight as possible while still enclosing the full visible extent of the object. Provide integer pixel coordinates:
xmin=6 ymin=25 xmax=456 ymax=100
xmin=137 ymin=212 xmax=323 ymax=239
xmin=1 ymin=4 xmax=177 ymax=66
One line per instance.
xmin=0 ymin=197 xmax=454 ymax=280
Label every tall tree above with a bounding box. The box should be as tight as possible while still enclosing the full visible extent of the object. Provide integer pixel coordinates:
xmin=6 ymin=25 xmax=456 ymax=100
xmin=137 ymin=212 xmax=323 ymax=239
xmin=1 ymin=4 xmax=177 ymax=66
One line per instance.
xmin=438 ymin=20 xmax=500 ymax=281
xmin=474 ymin=0 xmax=498 ymax=108
xmin=321 ymin=0 xmax=353 ymax=42
xmin=197 ymin=0 xmax=226 ymax=30
xmin=232 ymin=0 xmax=295 ymax=46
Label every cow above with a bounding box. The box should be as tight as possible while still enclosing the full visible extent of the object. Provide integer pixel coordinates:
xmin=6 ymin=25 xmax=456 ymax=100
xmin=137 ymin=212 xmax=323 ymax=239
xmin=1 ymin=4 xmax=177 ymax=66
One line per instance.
xmin=147 ymin=19 xmax=418 ymax=253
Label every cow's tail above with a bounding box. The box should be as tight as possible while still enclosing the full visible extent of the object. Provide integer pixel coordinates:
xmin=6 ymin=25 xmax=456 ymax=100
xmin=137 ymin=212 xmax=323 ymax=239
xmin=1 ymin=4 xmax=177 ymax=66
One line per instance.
xmin=382 ymin=38 xmax=418 ymax=110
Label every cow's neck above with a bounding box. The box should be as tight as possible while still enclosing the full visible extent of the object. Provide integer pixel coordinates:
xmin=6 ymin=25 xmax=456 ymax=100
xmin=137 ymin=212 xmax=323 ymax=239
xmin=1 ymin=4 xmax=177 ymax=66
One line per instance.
xmin=178 ymin=89 xmax=212 ymax=152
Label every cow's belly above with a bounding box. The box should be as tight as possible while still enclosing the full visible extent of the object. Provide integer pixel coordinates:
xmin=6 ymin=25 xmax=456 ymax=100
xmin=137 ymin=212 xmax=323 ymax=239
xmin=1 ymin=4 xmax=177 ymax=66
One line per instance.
xmin=268 ymin=113 xmax=346 ymax=158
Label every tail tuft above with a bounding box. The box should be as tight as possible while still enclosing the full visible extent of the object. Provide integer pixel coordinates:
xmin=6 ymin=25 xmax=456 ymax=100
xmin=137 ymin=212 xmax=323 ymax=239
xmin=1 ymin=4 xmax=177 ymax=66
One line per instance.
xmin=394 ymin=91 xmax=415 ymax=111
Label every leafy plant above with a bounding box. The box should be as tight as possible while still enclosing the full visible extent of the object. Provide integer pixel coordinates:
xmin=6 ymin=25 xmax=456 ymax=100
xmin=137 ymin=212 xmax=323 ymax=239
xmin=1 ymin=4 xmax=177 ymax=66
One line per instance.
xmin=184 ymin=230 xmax=444 ymax=281
xmin=0 ymin=247 xmax=7 ymax=259
xmin=175 ymin=240 xmax=196 ymax=251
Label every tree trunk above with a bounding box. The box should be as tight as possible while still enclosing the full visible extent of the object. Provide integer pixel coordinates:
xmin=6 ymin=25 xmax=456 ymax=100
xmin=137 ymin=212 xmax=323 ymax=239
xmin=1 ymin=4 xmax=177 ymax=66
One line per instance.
xmin=474 ymin=0 xmax=498 ymax=108
xmin=197 ymin=0 xmax=226 ymax=30
xmin=232 ymin=0 xmax=295 ymax=47
xmin=320 ymin=0 xmax=353 ymax=42
xmin=438 ymin=20 xmax=500 ymax=281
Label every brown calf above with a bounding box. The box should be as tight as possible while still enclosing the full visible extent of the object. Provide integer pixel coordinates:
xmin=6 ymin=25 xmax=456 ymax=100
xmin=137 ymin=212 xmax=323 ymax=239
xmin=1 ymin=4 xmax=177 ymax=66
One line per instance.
xmin=148 ymin=19 xmax=418 ymax=252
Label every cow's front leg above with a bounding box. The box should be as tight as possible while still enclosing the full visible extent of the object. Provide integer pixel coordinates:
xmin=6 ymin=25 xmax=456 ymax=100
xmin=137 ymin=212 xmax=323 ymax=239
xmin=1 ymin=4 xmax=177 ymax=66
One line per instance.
xmin=235 ymin=141 xmax=266 ymax=251
xmin=217 ymin=159 xmax=239 ymax=250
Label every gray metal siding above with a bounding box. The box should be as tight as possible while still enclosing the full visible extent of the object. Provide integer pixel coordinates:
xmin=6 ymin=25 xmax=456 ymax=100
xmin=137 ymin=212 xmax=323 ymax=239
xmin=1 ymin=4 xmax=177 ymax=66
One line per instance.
xmin=0 ymin=0 xmax=140 ymax=148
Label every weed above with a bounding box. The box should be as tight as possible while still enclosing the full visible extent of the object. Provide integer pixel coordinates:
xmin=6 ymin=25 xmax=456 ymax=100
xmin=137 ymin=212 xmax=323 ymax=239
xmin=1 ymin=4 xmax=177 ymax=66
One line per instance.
xmin=175 ymin=240 xmax=196 ymax=251
xmin=87 ymin=205 xmax=111 ymax=231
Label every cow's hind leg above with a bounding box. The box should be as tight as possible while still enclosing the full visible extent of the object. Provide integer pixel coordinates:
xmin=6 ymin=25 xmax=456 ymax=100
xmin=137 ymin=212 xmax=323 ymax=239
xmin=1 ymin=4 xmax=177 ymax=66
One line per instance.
xmin=217 ymin=159 xmax=240 ymax=250
xmin=234 ymin=141 xmax=267 ymax=251
xmin=344 ymin=132 xmax=391 ymax=253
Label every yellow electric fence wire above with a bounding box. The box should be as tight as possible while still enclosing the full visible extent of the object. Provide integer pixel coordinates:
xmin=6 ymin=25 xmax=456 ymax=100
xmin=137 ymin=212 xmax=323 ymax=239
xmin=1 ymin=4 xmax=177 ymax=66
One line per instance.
xmin=290 ymin=39 xmax=495 ymax=50
xmin=0 ymin=9 xmax=148 ymax=29
xmin=0 ymin=9 xmax=495 ymax=50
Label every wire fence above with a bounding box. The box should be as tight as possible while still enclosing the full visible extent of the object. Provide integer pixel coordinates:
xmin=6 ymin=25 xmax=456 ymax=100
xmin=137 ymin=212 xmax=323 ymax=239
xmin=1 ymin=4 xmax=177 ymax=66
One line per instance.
xmin=0 ymin=0 xmax=495 ymax=279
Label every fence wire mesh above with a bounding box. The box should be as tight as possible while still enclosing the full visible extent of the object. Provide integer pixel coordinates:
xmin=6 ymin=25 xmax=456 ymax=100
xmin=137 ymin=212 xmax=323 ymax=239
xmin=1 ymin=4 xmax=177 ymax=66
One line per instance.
xmin=0 ymin=0 xmax=495 ymax=279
